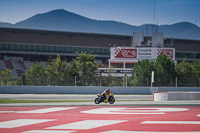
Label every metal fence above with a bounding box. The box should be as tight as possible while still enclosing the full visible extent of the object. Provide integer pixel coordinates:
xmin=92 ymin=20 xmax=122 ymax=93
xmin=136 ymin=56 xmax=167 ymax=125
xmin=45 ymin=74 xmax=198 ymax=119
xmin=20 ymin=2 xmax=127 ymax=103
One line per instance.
xmin=99 ymin=76 xmax=200 ymax=87
xmin=11 ymin=75 xmax=200 ymax=87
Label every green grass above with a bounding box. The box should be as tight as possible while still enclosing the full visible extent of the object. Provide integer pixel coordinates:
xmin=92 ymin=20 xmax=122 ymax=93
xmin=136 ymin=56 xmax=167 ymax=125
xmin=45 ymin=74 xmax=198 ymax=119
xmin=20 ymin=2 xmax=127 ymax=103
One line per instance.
xmin=0 ymin=99 xmax=153 ymax=104
xmin=1 ymin=99 xmax=199 ymax=106
xmin=0 ymin=99 xmax=93 ymax=103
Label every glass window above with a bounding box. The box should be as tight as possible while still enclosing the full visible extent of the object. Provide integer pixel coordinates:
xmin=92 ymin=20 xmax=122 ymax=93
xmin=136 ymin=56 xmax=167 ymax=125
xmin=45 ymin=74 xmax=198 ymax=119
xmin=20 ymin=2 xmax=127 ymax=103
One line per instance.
xmin=79 ymin=47 xmax=84 ymax=53
xmin=3 ymin=44 xmax=8 ymax=50
xmin=49 ymin=46 xmax=54 ymax=52
xmin=21 ymin=44 xmax=26 ymax=51
xmin=16 ymin=44 xmax=21 ymax=51
xmin=106 ymin=49 xmax=110 ymax=55
xmin=31 ymin=45 xmax=37 ymax=51
xmin=9 ymin=44 xmax=14 ymax=50
xmin=70 ymin=47 xmax=75 ymax=53
xmin=54 ymin=46 xmax=59 ymax=52
xmin=25 ymin=45 xmax=30 ymax=51
xmin=88 ymin=48 xmax=92 ymax=54
xmin=38 ymin=45 xmax=43 ymax=52
xmin=125 ymin=63 xmax=135 ymax=68
xmin=75 ymin=47 xmax=80 ymax=53
xmin=100 ymin=48 xmax=105 ymax=54
xmin=197 ymin=54 xmax=200 ymax=59
xmin=59 ymin=46 xmax=64 ymax=53
xmin=189 ymin=53 xmax=196 ymax=59
xmin=43 ymin=46 xmax=48 ymax=52
xmin=96 ymin=48 xmax=100 ymax=54
xmin=63 ymin=47 xmax=68 ymax=53
xmin=111 ymin=63 xmax=123 ymax=68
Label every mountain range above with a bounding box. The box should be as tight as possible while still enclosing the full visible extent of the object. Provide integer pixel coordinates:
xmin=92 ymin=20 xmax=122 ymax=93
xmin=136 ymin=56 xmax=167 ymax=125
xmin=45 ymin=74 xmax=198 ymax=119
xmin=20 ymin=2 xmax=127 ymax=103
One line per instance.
xmin=0 ymin=9 xmax=200 ymax=40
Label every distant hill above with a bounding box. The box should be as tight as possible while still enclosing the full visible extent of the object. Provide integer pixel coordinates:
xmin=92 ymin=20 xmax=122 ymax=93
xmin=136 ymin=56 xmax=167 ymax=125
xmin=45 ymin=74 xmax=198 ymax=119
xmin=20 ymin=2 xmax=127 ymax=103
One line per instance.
xmin=0 ymin=22 xmax=13 ymax=27
xmin=1 ymin=9 xmax=200 ymax=40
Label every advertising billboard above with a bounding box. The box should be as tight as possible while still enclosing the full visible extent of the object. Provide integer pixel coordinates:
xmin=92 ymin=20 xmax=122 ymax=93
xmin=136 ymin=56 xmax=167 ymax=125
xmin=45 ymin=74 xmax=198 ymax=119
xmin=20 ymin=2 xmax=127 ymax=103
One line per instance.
xmin=115 ymin=48 xmax=137 ymax=58
xmin=111 ymin=47 xmax=175 ymax=60
xmin=157 ymin=48 xmax=174 ymax=59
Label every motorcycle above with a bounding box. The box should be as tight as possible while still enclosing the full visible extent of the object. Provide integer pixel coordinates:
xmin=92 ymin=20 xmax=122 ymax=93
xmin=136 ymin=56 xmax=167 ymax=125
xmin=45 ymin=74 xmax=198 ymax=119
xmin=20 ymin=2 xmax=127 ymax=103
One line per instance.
xmin=94 ymin=92 xmax=115 ymax=104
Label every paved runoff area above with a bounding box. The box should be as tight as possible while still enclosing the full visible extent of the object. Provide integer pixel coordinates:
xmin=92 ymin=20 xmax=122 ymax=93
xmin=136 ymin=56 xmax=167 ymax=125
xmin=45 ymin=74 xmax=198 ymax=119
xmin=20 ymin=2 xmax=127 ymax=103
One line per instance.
xmin=0 ymin=106 xmax=200 ymax=133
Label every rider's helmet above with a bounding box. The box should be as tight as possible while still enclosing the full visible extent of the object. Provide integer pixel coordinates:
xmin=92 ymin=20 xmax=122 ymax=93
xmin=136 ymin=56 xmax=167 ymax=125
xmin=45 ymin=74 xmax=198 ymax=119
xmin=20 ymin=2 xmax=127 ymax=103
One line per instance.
xmin=106 ymin=88 xmax=110 ymax=93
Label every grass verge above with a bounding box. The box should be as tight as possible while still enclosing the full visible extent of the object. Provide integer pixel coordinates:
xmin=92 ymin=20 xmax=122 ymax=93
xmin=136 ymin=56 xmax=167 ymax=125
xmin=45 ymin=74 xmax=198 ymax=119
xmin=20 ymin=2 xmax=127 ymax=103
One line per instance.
xmin=0 ymin=99 xmax=153 ymax=104
xmin=0 ymin=99 xmax=93 ymax=103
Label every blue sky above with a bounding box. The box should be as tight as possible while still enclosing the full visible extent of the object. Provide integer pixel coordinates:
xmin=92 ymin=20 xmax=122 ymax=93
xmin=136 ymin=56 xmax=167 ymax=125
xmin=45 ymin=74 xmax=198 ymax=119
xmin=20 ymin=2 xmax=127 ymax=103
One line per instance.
xmin=0 ymin=0 xmax=200 ymax=26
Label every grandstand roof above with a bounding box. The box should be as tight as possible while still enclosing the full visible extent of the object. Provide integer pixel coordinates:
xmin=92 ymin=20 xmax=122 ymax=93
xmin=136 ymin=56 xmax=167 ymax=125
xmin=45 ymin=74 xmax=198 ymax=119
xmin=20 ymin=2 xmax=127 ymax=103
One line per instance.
xmin=0 ymin=27 xmax=200 ymax=52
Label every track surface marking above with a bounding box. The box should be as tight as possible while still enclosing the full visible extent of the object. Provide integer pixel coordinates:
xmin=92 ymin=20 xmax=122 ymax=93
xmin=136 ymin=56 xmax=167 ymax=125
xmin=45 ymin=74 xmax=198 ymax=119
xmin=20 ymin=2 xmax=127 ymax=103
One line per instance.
xmin=0 ymin=106 xmax=200 ymax=133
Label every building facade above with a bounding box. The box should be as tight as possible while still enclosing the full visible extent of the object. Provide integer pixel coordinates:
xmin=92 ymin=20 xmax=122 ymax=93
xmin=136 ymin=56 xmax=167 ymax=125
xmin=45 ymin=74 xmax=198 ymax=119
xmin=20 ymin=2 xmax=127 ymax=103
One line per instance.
xmin=0 ymin=27 xmax=200 ymax=78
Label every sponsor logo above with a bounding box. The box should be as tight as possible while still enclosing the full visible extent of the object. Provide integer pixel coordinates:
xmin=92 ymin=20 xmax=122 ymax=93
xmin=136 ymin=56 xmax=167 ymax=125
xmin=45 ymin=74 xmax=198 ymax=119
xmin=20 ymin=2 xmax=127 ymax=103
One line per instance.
xmin=115 ymin=48 xmax=137 ymax=58
xmin=157 ymin=49 xmax=174 ymax=59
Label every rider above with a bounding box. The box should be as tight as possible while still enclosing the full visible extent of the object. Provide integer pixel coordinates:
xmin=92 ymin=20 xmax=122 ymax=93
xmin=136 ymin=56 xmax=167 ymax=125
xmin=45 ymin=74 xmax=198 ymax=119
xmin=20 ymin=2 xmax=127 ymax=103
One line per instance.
xmin=101 ymin=88 xmax=110 ymax=101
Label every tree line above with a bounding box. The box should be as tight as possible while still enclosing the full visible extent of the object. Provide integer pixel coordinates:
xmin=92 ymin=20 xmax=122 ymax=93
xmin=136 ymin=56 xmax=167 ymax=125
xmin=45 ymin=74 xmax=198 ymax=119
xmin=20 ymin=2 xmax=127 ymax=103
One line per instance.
xmin=0 ymin=52 xmax=97 ymax=86
xmin=0 ymin=52 xmax=200 ymax=87
xmin=131 ymin=55 xmax=200 ymax=87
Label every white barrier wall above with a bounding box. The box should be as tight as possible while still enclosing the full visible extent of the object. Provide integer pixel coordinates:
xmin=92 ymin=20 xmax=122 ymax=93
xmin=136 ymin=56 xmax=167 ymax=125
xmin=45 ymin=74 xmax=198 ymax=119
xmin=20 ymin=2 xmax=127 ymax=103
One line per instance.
xmin=0 ymin=86 xmax=200 ymax=94
xmin=0 ymin=86 xmax=150 ymax=94
xmin=154 ymin=91 xmax=200 ymax=101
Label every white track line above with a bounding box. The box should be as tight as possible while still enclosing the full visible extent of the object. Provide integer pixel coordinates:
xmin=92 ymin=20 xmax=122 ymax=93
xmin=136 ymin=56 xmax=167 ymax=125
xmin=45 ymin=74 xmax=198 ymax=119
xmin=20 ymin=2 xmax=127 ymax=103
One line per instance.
xmin=0 ymin=119 xmax=55 ymax=128
xmin=17 ymin=107 xmax=78 ymax=113
xmin=81 ymin=107 xmax=188 ymax=115
xmin=46 ymin=120 xmax=127 ymax=130
xmin=23 ymin=130 xmax=75 ymax=133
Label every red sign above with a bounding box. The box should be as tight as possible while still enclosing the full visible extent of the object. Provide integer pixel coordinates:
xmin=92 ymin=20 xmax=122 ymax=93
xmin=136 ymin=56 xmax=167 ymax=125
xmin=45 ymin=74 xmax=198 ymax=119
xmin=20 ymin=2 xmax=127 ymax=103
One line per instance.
xmin=115 ymin=48 xmax=137 ymax=58
xmin=157 ymin=49 xmax=174 ymax=59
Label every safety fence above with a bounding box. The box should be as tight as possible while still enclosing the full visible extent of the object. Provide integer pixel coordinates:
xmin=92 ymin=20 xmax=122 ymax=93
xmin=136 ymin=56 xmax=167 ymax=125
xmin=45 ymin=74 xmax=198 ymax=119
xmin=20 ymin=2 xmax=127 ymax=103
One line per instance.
xmin=9 ymin=75 xmax=200 ymax=87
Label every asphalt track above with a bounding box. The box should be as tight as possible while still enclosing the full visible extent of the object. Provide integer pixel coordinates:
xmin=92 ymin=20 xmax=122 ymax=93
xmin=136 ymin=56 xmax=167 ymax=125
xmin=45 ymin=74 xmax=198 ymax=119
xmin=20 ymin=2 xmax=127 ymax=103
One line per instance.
xmin=0 ymin=94 xmax=152 ymax=101
xmin=0 ymin=106 xmax=200 ymax=133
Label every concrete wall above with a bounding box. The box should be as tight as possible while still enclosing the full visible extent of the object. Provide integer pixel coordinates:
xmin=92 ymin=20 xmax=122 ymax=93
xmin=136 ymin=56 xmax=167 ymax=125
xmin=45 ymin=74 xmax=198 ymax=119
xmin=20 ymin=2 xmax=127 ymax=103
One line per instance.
xmin=154 ymin=91 xmax=200 ymax=101
xmin=156 ymin=87 xmax=200 ymax=92
xmin=0 ymin=86 xmax=200 ymax=94
xmin=0 ymin=86 xmax=150 ymax=94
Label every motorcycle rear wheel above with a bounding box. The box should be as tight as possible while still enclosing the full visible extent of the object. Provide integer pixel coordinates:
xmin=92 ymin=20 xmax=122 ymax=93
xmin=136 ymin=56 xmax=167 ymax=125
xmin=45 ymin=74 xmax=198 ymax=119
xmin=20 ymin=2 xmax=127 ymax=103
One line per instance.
xmin=95 ymin=98 xmax=101 ymax=104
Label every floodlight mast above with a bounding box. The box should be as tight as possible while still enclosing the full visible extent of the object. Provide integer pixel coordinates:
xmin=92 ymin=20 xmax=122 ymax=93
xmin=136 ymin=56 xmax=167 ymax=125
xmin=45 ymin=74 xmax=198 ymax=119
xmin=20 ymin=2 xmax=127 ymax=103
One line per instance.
xmin=153 ymin=0 xmax=156 ymax=32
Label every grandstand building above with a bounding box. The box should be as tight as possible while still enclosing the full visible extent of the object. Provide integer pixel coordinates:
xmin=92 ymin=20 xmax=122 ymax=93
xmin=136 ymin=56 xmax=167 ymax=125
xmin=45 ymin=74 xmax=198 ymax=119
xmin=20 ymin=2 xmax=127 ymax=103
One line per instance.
xmin=0 ymin=27 xmax=200 ymax=79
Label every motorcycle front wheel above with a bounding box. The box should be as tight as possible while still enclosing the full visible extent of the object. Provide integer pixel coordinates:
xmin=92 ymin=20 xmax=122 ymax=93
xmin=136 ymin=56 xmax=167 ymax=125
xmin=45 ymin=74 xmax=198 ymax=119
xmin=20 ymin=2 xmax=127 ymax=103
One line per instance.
xmin=108 ymin=97 xmax=115 ymax=104
xmin=95 ymin=98 xmax=101 ymax=104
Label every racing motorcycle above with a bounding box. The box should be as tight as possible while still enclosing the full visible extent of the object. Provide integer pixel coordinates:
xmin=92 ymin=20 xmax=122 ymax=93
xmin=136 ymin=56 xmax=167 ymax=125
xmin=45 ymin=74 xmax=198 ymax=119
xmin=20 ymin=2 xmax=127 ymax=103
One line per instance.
xmin=94 ymin=92 xmax=115 ymax=104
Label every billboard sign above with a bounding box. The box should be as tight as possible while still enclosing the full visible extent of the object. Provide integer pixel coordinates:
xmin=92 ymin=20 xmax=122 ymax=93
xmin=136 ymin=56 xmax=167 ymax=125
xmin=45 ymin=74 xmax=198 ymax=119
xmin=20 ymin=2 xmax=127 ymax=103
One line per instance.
xmin=157 ymin=48 xmax=174 ymax=59
xmin=111 ymin=47 xmax=175 ymax=60
xmin=115 ymin=48 xmax=137 ymax=58
xmin=138 ymin=48 xmax=153 ymax=59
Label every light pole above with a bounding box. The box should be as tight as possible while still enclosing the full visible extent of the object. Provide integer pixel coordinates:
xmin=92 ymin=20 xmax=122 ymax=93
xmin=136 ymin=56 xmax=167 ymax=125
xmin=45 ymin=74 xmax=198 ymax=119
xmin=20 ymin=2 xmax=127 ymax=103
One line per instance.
xmin=151 ymin=71 xmax=154 ymax=87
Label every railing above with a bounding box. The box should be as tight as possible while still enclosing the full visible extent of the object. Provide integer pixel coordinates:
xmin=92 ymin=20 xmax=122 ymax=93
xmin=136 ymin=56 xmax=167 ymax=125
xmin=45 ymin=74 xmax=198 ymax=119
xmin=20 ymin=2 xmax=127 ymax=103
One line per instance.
xmin=12 ymin=75 xmax=200 ymax=87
